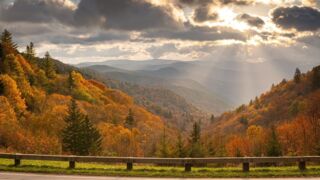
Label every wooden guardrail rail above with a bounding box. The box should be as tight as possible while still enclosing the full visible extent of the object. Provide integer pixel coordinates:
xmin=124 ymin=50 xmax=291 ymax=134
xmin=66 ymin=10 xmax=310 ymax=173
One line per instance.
xmin=1 ymin=153 xmax=320 ymax=172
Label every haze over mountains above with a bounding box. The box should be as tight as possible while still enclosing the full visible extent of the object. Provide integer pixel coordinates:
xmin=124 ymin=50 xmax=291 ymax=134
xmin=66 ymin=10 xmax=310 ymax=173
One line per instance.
xmin=78 ymin=58 xmax=318 ymax=113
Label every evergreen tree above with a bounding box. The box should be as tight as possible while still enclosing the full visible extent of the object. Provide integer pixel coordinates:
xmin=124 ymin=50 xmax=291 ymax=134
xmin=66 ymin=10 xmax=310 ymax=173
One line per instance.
xmin=294 ymin=68 xmax=301 ymax=83
xmin=311 ymin=66 xmax=320 ymax=90
xmin=125 ymin=109 xmax=134 ymax=129
xmin=266 ymin=126 xmax=282 ymax=156
xmin=62 ymin=99 xmax=102 ymax=155
xmin=239 ymin=116 xmax=248 ymax=126
xmin=0 ymin=29 xmax=17 ymax=58
xmin=43 ymin=52 xmax=56 ymax=78
xmin=82 ymin=116 xmax=102 ymax=155
xmin=189 ymin=121 xmax=203 ymax=157
xmin=68 ymin=71 xmax=75 ymax=90
xmin=25 ymin=42 xmax=36 ymax=64
xmin=26 ymin=42 xmax=35 ymax=57
xmin=62 ymin=99 xmax=84 ymax=155
xmin=175 ymin=133 xmax=186 ymax=157
xmin=159 ymin=127 xmax=169 ymax=157
xmin=280 ymin=78 xmax=287 ymax=85
xmin=210 ymin=114 xmax=215 ymax=123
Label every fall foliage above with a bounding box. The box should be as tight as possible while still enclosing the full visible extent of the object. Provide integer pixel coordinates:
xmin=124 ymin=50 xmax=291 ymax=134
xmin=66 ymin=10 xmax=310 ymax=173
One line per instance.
xmin=0 ymin=30 xmax=320 ymax=157
xmin=0 ymin=30 xmax=172 ymax=156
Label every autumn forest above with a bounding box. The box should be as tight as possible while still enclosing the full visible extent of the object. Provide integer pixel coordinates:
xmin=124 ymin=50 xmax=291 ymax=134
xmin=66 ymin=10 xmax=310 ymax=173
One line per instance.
xmin=0 ymin=29 xmax=320 ymax=158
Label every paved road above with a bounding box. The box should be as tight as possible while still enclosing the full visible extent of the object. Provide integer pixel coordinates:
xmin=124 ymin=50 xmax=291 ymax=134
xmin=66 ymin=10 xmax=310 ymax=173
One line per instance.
xmin=1 ymin=172 xmax=320 ymax=180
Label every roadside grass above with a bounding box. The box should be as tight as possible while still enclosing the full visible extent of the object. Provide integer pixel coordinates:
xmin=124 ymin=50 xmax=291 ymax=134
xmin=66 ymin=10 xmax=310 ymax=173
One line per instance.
xmin=1 ymin=158 xmax=320 ymax=178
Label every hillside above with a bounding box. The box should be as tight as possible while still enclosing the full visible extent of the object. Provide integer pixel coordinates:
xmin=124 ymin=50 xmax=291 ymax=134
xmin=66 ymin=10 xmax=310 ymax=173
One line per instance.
xmin=202 ymin=66 xmax=320 ymax=156
xmin=212 ymin=66 xmax=320 ymax=133
xmin=0 ymin=32 xmax=175 ymax=156
xmin=79 ymin=59 xmax=320 ymax=112
xmin=84 ymin=64 xmax=230 ymax=114
xmin=79 ymin=68 xmax=209 ymax=131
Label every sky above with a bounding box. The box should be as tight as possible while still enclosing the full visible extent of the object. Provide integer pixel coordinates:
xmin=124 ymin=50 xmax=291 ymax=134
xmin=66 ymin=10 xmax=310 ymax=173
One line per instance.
xmin=0 ymin=0 xmax=319 ymax=65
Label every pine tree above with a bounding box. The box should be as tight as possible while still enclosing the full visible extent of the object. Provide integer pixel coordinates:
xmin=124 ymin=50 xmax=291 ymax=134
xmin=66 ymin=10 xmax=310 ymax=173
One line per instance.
xmin=311 ymin=66 xmax=320 ymax=90
xmin=294 ymin=68 xmax=301 ymax=83
xmin=25 ymin=42 xmax=36 ymax=64
xmin=0 ymin=29 xmax=18 ymax=58
xmin=43 ymin=52 xmax=56 ymax=78
xmin=26 ymin=42 xmax=35 ymax=57
xmin=125 ymin=109 xmax=134 ymax=129
xmin=266 ymin=126 xmax=282 ymax=156
xmin=62 ymin=99 xmax=102 ymax=155
xmin=239 ymin=116 xmax=248 ymax=126
xmin=159 ymin=127 xmax=169 ymax=157
xmin=82 ymin=116 xmax=102 ymax=155
xmin=189 ymin=121 xmax=203 ymax=157
xmin=62 ymin=99 xmax=84 ymax=155
xmin=68 ymin=71 xmax=75 ymax=90
xmin=210 ymin=114 xmax=215 ymax=123
xmin=175 ymin=133 xmax=186 ymax=157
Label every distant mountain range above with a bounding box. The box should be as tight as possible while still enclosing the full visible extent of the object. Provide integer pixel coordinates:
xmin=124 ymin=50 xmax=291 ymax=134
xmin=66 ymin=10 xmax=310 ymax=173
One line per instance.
xmin=77 ymin=58 xmax=319 ymax=114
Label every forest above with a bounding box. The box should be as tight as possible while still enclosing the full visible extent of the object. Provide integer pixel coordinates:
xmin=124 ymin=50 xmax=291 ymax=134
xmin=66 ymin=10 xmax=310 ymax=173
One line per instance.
xmin=0 ymin=30 xmax=319 ymax=157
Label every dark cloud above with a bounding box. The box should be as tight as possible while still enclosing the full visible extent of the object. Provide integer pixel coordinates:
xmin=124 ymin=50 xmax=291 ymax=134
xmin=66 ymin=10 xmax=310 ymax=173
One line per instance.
xmin=177 ymin=0 xmax=212 ymax=6
xmin=271 ymin=6 xmax=320 ymax=31
xmin=237 ymin=13 xmax=264 ymax=28
xmin=219 ymin=0 xmax=253 ymax=5
xmin=176 ymin=0 xmax=253 ymax=7
xmin=0 ymin=0 xmax=182 ymax=32
xmin=193 ymin=6 xmax=218 ymax=22
xmin=0 ymin=0 xmax=74 ymax=24
xmin=74 ymin=0 xmax=181 ymax=31
xmin=143 ymin=23 xmax=246 ymax=42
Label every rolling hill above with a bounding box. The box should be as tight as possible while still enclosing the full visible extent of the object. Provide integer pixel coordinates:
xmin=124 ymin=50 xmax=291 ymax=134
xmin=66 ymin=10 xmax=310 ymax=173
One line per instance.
xmin=79 ymin=68 xmax=210 ymax=131
xmin=210 ymin=65 xmax=320 ymax=134
xmin=78 ymin=58 xmax=320 ymax=114
xmin=0 ymin=32 xmax=179 ymax=157
xmin=83 ymin=64 xmax=231 ymax=114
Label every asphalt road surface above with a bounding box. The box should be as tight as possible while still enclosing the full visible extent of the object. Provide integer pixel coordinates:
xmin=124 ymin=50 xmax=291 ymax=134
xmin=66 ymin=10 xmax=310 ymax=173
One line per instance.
xmin=1 ymin=172 xmax=320 ymax=180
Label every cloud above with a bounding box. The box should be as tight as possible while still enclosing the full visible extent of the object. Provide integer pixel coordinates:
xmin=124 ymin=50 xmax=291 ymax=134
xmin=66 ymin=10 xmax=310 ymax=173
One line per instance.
xmin=176 ymin=0 xmax=212 ymax=6
xmin=271 ymin=6 xmax=320 ymax=31
xmin=143 ymin=23 xmax=246 ymax=42
xmin=302 ymin=0 xmax=319 ymax=7
xmin=176 ymin=0 xmax=254 ymax=6
xmin=237 ymin=13 xmax=265 ymax=28
xmin=147 ymin=43 xmax=178 ymax=58
xmin=193 ymin=6 xmax=218 ymax=22
xmin=219 ymin=0 xmax=254 ymax=5
xmin=74 ymin=0 xmax=182 ymax=31
xmin=0 ymin=0 xmax=75 ymax=24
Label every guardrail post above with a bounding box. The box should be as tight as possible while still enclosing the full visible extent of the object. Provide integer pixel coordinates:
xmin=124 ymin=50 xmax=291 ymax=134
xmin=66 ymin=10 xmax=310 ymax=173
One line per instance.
xmin=14 ymin=158 xmax=21 ymax=166
xmin=127 ymin=162 xmax=133 ymax=171
xmin=185 ymin=163 xmax=192 ymax=172
xmin=242 ymin=162 xmax=249 ymax=172
xmin=299 ymin=161 xmax=306 ymax=171
xmin=69 ymin=160 xmax=76 ymax=169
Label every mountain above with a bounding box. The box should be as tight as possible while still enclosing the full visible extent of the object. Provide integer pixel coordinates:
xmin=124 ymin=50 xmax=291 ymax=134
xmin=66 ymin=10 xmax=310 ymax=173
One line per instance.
xmin=77 ymin=59 xmax=178 ymax=71
xmin=0 ymin=34 xmax=179 ymax=157
xmin=2 ymin=31 xmax=319 ymax=158
xmin=201 ymin=65 xmax=320 ymax=157
xmin=80 ymin=68 xmax=209 ymax=131
xmin=78 ymin=58 xmax=320 ymax=113
xmin=83 ymin=64 xmax=230 ymax=114
xmin=210 ymin=65 xmax=320 ymax=134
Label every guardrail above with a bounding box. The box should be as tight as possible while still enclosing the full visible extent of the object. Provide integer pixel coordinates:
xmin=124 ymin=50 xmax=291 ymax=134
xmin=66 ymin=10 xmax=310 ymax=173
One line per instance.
xmin=1 ymin=153 xmax=320 ymax=172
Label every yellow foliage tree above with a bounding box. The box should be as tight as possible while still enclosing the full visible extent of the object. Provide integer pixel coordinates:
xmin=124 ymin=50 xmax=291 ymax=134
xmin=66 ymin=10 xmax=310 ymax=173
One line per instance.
xmin=0 ymin=75 xmax=26 ymax=115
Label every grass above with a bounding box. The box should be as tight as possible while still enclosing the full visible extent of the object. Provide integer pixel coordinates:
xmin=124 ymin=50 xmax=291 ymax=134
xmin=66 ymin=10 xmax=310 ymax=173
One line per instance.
xmin=1 ymin=158 xmax=320 ymax=178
